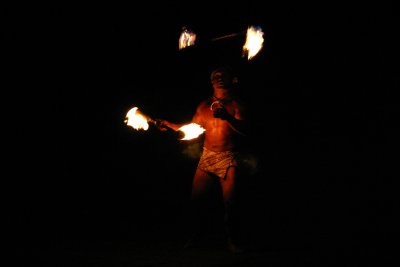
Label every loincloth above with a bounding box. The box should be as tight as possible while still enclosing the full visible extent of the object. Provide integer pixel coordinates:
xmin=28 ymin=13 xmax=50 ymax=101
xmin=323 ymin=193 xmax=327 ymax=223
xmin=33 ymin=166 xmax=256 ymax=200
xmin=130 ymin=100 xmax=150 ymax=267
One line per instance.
xmin=197 ymin=147 xmax=239 ymax=180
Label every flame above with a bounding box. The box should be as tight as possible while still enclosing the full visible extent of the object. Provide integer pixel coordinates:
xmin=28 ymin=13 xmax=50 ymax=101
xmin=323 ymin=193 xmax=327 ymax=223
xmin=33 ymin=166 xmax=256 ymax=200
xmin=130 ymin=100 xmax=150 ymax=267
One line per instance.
xmin=178 ymin=123 xmax=205 ymax=140
xmin=243 ymin=26 xmax=264 ymax=60
xmin=179 ymin=27 xmax=197 ymax=50
xmin=124 ymin=107 xmax=149 ymax=130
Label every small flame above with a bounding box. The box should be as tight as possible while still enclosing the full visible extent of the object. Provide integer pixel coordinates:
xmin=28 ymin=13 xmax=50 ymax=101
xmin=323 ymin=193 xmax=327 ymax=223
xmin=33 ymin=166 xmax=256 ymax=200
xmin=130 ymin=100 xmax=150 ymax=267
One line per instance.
xmin=243 ymin=26 xmax=264 ymax=60
xmin=178 ymin=123 xmax=205 ymax=140
xmin=124 ymin=107 xmax=149 ymax=130
xmin=179 ymin=27 xmax=197 ymax=50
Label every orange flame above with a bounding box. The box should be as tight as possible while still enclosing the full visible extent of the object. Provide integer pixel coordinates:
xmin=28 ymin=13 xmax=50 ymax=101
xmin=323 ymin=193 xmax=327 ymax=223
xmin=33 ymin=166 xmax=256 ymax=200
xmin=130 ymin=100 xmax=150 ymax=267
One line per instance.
xmin=178 ymin=123 xmax=205 ymax=140
xmin=124 ymin=107 xmax=149 ymax=130
xmin=243 ymin=26 xmax=264 ymax=60
xmin=179 ymin=27 xmax=197 ymax=50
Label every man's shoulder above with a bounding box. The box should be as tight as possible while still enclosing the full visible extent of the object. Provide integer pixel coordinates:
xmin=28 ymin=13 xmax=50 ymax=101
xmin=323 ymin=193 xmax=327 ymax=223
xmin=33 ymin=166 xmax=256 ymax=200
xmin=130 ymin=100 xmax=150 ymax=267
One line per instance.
xmin=198 ymin=99 xmax=212 ymax=108
xmin=232 ymin=98 xmax=247 ymax=108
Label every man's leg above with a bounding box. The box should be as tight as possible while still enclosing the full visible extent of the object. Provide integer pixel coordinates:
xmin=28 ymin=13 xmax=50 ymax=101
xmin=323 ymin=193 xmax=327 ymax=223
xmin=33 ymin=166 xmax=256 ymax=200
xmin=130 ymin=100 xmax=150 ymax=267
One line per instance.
xmin=184 ymin=168 xmax=214 ymax=248
xmin=221 ymin=166 xmax=244 ymax=253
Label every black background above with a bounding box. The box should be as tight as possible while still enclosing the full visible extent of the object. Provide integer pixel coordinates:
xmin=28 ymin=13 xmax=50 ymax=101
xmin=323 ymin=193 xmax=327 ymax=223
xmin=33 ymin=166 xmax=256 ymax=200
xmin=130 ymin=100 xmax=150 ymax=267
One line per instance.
xmin=5 ymin=2 xmax=399 ymax=265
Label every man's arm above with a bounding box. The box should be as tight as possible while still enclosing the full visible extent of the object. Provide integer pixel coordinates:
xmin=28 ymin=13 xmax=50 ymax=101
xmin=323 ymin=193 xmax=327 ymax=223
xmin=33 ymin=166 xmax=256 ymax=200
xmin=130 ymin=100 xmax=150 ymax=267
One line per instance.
xmin=159 ymin=103 xmax=204 ymax=132
xmin=158 ymin=120 xmax=186 ymax=131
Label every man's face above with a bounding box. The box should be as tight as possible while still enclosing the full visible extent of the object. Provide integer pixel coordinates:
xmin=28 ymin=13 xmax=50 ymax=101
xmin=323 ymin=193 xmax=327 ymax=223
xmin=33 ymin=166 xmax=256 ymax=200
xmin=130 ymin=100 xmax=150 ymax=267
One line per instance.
xmin=211 ymin=69 xmax=233 ymax=89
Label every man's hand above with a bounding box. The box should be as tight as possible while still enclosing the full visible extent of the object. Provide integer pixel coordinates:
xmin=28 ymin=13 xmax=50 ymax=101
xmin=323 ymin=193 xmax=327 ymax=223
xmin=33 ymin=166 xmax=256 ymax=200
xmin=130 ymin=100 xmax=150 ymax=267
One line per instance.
xmin=156 ymin=119 xmax=170 ymax=131
xmin=213 ymin=107 xmax=230 ymax=120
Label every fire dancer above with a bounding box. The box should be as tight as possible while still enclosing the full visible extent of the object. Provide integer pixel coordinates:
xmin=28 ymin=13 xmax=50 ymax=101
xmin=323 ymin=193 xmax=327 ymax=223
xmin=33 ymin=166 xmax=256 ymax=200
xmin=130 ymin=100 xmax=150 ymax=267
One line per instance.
xmin=159 ymin=65 xmax=249 ymax=253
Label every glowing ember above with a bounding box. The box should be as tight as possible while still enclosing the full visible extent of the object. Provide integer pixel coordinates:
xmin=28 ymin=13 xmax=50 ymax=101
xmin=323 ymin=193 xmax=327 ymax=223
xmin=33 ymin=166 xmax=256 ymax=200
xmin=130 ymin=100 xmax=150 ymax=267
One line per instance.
xmin=179 ymin=27 xmax=197 ymax=50
xmin=243 ymin=26 xmax=264 ymax=60
xmin=124 ymin=107 xmax=149 ymax=130
xmin=178 ymin=123 xmax=205 ymax=140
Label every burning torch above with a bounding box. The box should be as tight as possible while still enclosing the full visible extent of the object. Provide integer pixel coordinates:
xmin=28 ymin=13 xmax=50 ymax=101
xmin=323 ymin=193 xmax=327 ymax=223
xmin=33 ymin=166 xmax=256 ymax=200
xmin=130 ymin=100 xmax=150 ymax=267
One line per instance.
xmin=179 ymin=25 xmax=264 ymax=60
xmin=125 ymin=107 xmax=205 ymax=140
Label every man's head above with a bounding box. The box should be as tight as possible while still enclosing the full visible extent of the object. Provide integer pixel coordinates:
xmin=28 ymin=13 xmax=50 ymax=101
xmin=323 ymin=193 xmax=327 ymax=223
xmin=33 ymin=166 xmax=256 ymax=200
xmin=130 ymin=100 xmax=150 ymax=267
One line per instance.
xmin=210 ymin=65 xmax=238 ymax=90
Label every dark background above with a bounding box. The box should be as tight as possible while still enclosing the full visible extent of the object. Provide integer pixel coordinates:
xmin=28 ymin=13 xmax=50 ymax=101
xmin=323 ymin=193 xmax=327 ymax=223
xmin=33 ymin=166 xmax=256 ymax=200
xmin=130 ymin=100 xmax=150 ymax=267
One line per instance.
xmin=5 ymin=2 xmax=399 ymax=265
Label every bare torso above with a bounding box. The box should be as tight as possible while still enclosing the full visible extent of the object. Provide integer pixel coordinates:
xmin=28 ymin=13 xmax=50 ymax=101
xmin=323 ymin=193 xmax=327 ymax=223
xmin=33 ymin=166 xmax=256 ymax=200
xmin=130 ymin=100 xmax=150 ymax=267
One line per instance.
xmin=193 ymin=98 xmax=244 ymax=152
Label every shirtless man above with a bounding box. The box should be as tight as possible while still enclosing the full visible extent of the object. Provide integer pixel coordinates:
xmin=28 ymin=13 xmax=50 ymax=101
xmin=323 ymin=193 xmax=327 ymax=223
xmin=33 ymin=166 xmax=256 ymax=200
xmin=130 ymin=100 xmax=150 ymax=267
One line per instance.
xmin=160 ymin=65 xmax=249 ymax=253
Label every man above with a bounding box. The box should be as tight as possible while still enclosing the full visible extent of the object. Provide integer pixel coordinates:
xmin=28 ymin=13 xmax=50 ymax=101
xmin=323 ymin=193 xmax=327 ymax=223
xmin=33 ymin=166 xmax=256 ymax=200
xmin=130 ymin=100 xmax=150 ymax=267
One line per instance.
xmin=159 ymin=65 xmax=249 ymax=253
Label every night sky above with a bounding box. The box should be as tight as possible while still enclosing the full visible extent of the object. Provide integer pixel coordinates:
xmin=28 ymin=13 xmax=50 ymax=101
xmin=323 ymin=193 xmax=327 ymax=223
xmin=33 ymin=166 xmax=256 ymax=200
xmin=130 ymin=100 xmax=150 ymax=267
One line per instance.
xmin=6 ymin=2 xmax=399 ymax=265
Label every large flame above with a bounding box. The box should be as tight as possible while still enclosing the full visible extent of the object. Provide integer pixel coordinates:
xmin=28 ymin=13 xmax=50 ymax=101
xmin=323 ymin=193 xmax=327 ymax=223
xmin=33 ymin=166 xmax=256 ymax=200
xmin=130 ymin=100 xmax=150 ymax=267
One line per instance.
xmin=178 ymin=123 xmax=205 ymax=140
xmin=243 ymin=26 xmax=264 ymax=60
xmin=179 ymin=27 xmax=197 ymax=50
xmin=124 ymin=107 xmax=149 ymax=130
